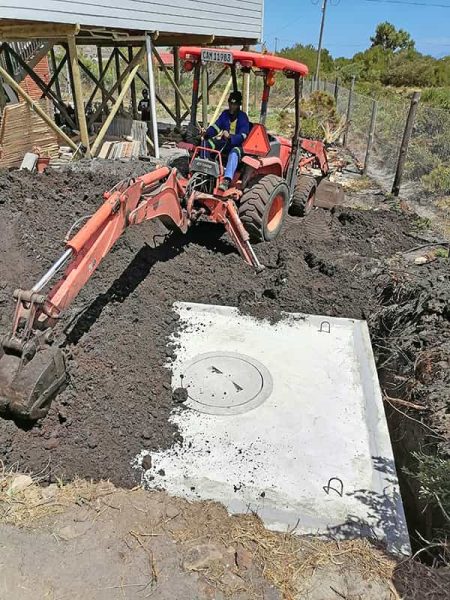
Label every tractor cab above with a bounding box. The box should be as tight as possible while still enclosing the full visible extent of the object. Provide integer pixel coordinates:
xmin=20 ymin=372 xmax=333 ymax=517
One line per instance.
xmin=179 ymin=47 xmax=310 ymax=182
xmin=178 ymin=47 xmax=341 ymax=242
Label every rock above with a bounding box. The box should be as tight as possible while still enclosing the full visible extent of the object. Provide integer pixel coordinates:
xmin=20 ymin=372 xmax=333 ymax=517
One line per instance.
xmin=56 ymin=522 xmax=92 ymax=541
xmin=43 ymin=438 xmax=60 ymax=450
xmin=182 ymin=543 xmax=224 ymax=571
xmin=172 ymin=387 xmax=188 ymax=404
xmin=157 ymin=468 xmax=165 ymax=476
xmin=235 ymin=545 xmax=253 ymax=570
xmin=41 ymin=484 xmax=59 ymax=501
xmin=9 ymin=474 xmax=33 ymax=493
xmin=221 ymin=571 xmax=242 ymax=589
xmin=87 ymin=437 xmax=98 ymax=449
xmin=141 ymin=455 xmax=152 ymax=470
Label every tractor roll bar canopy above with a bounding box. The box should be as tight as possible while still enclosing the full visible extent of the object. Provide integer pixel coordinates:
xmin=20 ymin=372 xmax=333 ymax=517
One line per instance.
xmin=179 ymin=47 xmax=309 ymax=77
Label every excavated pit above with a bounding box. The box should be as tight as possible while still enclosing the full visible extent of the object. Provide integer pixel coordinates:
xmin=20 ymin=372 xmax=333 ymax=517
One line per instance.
xmin=0 ymin=161 xmax=448 ymax=505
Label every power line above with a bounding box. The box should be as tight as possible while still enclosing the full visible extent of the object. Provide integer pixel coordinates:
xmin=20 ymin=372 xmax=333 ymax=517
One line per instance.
xmin=363 ymin=0 xmax=450 ymax=7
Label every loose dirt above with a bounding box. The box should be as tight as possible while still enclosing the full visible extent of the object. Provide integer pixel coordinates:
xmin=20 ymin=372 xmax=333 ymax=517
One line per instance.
xmin=0 ymin=161 xmax=448 ymax=495
xmin=1 ymin=472 xmax=449 ymax=600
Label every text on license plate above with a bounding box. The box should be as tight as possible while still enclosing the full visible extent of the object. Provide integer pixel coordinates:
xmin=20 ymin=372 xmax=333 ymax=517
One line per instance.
xmin=201 ymin=50 xmax=233 ymax=64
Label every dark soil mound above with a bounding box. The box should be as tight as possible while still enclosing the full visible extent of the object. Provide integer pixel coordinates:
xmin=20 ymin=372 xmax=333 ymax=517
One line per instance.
xmin=0 ymin=162 xmax=441 ymax=487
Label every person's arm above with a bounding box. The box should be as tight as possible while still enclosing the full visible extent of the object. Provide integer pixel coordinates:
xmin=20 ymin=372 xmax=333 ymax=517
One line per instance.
xmin=138 ymin=100 xmax=143 ymax=111
xmin=204 ymin=112 xmax=225 ymax=139
xmin=230 ymin=113 xmax=250 ymax=146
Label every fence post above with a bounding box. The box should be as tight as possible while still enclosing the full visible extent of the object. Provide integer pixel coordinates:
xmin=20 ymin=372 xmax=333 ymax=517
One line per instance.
xmin=310 ymin=78 xmax=313 ymax=94
xmin=343 ymin=76 xmax=355 ymax=147
xmin=392 ymin=91 xmax=421 ymax=196
xmin=334 ymin=77 xmax=339 ymax=103
xmin=363 ymin=99 xmax=378 ymax=175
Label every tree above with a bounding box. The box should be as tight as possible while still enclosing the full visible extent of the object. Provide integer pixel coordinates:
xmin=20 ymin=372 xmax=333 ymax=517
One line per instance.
xmin=278 ymin=43 xmax=334 ymax=75
xmin=370 ymin=22 xmax=415 ymax=52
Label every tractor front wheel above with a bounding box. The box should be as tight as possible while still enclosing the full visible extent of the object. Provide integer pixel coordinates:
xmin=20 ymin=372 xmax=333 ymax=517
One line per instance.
xmin=289 ymin=175 xmax=317 ymax=217
xmin=239 ymin=174 xmax=289 ymax=243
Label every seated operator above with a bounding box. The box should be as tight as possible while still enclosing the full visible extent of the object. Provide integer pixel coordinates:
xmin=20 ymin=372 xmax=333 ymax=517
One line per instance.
xmin=202 ymin=90 xmax=250 ymax=191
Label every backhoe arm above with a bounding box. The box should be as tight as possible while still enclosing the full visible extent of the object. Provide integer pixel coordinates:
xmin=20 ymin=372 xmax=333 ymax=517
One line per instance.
xmin=0 ymin=167 xmax=187 ymax=420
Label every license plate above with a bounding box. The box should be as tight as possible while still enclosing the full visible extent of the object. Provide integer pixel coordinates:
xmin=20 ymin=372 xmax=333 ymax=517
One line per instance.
xmin=201 ymin=49 xmax=233 ymax=64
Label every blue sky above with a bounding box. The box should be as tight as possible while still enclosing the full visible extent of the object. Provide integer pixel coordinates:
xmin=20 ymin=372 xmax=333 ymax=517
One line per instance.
xmin=263 ymin=0 xmax=450 ymax=57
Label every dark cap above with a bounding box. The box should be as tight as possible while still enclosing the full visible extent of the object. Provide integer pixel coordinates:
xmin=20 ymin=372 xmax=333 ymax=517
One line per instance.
xmin=228 ymin=90 xmax=242 ymax=104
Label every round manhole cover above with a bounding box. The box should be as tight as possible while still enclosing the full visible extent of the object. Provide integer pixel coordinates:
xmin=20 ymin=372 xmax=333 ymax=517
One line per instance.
xmin=176 ymin=351 xmax=273 ymax=415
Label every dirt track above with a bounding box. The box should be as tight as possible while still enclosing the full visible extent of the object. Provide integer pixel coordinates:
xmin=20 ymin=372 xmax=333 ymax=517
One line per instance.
xmin=0 ymin=162 xmax=448 ymax=489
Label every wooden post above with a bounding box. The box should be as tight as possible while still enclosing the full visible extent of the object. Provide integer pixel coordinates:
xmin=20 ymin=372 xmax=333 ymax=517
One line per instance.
xmin=67 ymin=35 xmax=91 ymax=155
xmin=97 ymin=46 xmax=107 ymax=114
xmin=128 ymin=47 xmax=138 ymax=119
xmin=0 ymin=64 xmax=81 ymax=153
xmin=50 ymin=47 xmax=62 ymax=99
xmin=115 ymin=48 xmax=122 ymax=97
xmin=173 ymin=47 xmax=181 ymax=128
xmin=91 ymin=63 xmax=141 ymax=156
xmin=44 ymin=53 xmax=66 ymax=99
xmin=78 ymin=59 xmax=116 ymax=104
xmin=0 ymin=75 xmax=7 ymax=111
xmin=88 ymin=46 xmax=145 ymax=128
xmin=152 ymin=45 xmax=191 ymax=114
xmin=363 ymin=99 xmax=378 ymax=175
xmin=334 ymin=77 xmax=339 ymax=104
xmin=210 ymin=78 xmax=232 ymax=125
xmin=3 ymin=45 xmax=15 ymax=77
xmin=89 ymin=49 xmax=115 ymax=112
xmin=64 ymin=41 xmax=77 ymax=125
xmin=310 ymin=78 xmax=313 ymax=94
xmin=343 ymin=76 xmax=355 ymax=147
xmin=392 ymin=91 xmax=421 ymax=196
xmin=201 ymin=63 xmax=208 ymax=127
xmin=145 ymin=34 xmax=160 ymax=159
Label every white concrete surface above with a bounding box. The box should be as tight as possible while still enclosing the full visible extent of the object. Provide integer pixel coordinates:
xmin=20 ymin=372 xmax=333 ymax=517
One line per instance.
xmin=135 ymin=302 xmax=410 ymax=555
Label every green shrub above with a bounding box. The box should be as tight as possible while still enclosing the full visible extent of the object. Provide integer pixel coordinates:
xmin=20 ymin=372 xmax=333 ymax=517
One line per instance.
xmin=422 ymin=165 xmax=450 ymax=194
xmin=405 ymin=452 xmax=450 ymax=519
xmin=404 ymin=143 xmax=442 ymax=180
xmin=422 ymin=87 xmax=450 ymax=110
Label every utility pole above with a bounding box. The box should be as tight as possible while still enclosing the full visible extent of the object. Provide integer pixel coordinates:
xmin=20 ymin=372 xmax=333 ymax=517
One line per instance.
xmin=275 ymin=37 xmax=279 ymax=53
xmin=314 ymin=0 xmax=328 ymax=90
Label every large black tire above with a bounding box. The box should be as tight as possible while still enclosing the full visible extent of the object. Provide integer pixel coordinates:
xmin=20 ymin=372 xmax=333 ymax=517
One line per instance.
xmin=239 ymin=175 xmax=289 ymax=243
xmin=289 ymin=175 xmax=317 ymax=217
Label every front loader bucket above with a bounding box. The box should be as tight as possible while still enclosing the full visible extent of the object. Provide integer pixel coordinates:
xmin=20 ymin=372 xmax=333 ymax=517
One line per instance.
xmin=315 ymin=179 xmax=345 ymax=210
xmin=0 ymin=347 xmax=67 ymax=421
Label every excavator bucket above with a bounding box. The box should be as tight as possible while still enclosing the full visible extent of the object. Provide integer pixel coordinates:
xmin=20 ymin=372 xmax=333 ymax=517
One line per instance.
xmin=315 ymin=179 xmax=345 ymax=210
xmin=0 ymin=346 xmax=66 ymax=421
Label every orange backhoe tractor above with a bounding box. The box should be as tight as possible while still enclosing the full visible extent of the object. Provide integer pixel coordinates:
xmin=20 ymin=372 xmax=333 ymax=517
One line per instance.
xmin=0 ymin=47 xmax=341 ymax=422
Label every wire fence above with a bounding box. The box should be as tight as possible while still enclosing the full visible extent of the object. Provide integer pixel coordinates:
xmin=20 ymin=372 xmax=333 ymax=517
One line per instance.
xmin=303 ymin=79 xmax=450 ymax=202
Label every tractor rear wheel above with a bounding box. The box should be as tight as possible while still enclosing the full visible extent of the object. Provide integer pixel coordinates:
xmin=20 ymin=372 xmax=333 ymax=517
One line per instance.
xmin=239 ymin=174 xmax=289 ymax=243
xmin=289 ymin=175 xmax=317 ymax=217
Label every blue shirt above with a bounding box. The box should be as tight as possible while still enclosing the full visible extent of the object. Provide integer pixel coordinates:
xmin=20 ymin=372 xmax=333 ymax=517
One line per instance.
xmin=205 ymin=109 xmax=251 ymax=147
